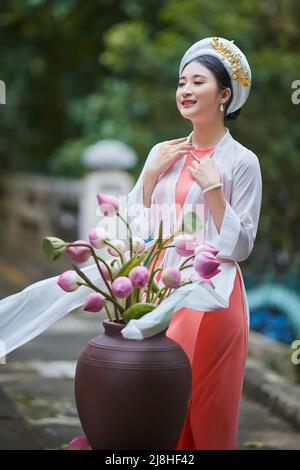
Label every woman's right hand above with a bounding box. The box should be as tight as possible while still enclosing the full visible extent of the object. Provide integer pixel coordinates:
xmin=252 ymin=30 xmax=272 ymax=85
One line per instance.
xmin=146 ymin=137 xmax=194 ymax=179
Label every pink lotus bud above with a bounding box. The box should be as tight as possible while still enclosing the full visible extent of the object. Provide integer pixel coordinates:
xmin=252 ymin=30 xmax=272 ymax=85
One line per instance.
xmin=97 ymin=193 xmax=119 ymax=216
xmin=57 ymin=270 xmax=81 ymax=292
xmin=88 ymin=227 xmax=110 ymax=249
xmin=65 ymin=240 xmax=91 ymax=264
xmin=194 ymin=244 xmax=219 ymax=257
xmin=107 ymin=239 xmax=126 ymax=257
xmin=174 ymin=234 xmax=198 ymax=257
xmin=112 ymin=276 xmax=133 ymax=298
xmin=83 ymin=292 xmax=106 ymax=312
xmin=99 ymin=263 xmax=111 ymax=281
xmin=68 ymin=435 xmax=91 ymax=450
xmin=161 ymin=267 xmax=181 ymax=288
xmin=132 ymin=237 xmax=146 ymax=254
xmin=193 ymin=252 xmax=221 ymax=280
xmin=128 ymin=266 xmax=150 ymax=288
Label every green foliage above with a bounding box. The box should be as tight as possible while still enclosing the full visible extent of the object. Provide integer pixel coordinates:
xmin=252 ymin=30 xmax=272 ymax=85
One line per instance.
xmin=116 ymin=251 xmax=148 ymax=278
xmin=123 ymin=302 xmax=156 ymax=323
xmin=1 ymin=0 xmax=300 ymax=278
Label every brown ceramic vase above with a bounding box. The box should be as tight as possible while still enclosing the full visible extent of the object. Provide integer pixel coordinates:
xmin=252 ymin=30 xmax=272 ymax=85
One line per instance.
xmin=75 ymin=319 xmax=191 ymax=450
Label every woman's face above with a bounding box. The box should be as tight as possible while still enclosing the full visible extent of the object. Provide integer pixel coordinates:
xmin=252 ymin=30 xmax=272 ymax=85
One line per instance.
xmin=176 ymin=60 xmax=230 ymax=122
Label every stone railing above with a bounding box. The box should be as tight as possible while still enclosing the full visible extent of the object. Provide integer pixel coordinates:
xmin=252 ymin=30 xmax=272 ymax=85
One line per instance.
xmin=0 ymin=171 xmax=133 ymax=279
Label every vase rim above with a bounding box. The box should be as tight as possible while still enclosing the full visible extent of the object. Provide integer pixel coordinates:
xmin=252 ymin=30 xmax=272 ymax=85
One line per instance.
xmin=103 ymin=319 xmax=125 ymax=325
xmin=103 ymin=319 xmax=126 ymax=334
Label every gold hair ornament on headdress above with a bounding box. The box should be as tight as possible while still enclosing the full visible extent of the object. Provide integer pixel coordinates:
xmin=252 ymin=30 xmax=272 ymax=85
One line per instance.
xmin=210 ymin=37 xmax=251 ymax=87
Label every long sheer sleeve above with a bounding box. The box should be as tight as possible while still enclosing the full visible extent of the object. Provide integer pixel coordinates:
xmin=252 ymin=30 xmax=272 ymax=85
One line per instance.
xmin=0 ymin=143 xmax=163 ymax=358
xmin=214 ymin=150 xmax=262 ymax=262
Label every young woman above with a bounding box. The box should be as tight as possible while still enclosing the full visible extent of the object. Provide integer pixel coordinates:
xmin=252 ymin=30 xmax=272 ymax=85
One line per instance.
xmin=121 ymin=36 xmax=262 ymax=450
xmin=0 ymin=37 xmax=262 ymax=450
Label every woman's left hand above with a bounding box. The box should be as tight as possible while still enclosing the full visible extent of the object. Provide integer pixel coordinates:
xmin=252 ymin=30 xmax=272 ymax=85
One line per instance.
xmin=187 ymin=151 xmax=222 ymax=190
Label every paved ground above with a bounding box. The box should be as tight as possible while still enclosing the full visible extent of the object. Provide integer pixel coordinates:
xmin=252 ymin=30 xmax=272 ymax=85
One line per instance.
xmin=1 ymin=264 xmax=300 ymax=450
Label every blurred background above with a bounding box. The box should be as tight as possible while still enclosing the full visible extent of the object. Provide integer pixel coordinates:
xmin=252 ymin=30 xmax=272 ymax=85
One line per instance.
xmin=0 ymin=0 xmax=300 ymax=450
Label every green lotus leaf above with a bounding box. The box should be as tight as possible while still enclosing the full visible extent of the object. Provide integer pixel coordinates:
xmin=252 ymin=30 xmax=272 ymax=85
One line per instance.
xmin=116 ymin=251 xmax=148 ymax=278
xmin=123 ymin=302 xmax=156 ymax=323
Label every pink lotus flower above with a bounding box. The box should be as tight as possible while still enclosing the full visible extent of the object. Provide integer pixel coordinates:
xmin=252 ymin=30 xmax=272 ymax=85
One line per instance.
xmin=194 ymin=244 xmax=219 ymax=257
xmin=107 ymin=239 xmax=126 ymax=257
xmin=174 ymin=234 xmax=198 ymax=257
xmin=112 ymin=276 xmax=133 ymax=298
xmin=57 ymin=270 xmax=81 ymax=292
xmin=129 ymin=266 xmax=150 ymax=288
xmin=68 ymin=435 xmax=91 ymax=450
xmin=161 ymin=267 xmax=181 ymax=288
xmin=66 ymin=240 xmax=91 ymax=264
xmin=83 ymin=293 xmax=106 ymax=312
xmin=193 ymin=251 xmax=221 ymax=288
xmin=89 ymin=227 xmax=110 ymax=249
xmin=97 ymin=194 xmax=119 ymax=216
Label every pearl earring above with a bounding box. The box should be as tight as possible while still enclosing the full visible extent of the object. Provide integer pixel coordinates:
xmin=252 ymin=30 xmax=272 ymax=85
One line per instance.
xmin=220 ymin=103 xmax=225 ymax=112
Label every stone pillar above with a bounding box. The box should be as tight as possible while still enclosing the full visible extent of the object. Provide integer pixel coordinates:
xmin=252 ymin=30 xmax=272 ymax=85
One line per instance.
xmin=79 ymin=139 xmax=137 ymax=245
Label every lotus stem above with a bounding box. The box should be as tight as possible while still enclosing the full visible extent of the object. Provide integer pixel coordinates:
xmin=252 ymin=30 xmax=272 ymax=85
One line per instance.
xmin=67 ymin=242 xmax=118 ymax=319
xmin=116 ymin=212 xmax=133 ymax=258
xmin=152 ymin=286 xmax=169 ymax=304
xmin=146 ymin=240 xmax=175 ymax=302
xmin=71 ymin=263 xmax=123 ymax=318
xmin=179 ymin=263 xmax=193 ymax=271
xmin=179 ymin=255 xmax=195 ymax=270
xmin=104 ymin=303 xmax=113 ymax=322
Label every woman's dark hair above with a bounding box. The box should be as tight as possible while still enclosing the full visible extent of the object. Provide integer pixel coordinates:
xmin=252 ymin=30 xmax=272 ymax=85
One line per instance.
xmin=182 ymin=54 xmax=241 ymax=120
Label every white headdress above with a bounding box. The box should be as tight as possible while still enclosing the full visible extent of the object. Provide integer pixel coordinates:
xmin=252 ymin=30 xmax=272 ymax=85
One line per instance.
xmin=179 ymin=37 xmax=252 ymax=115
